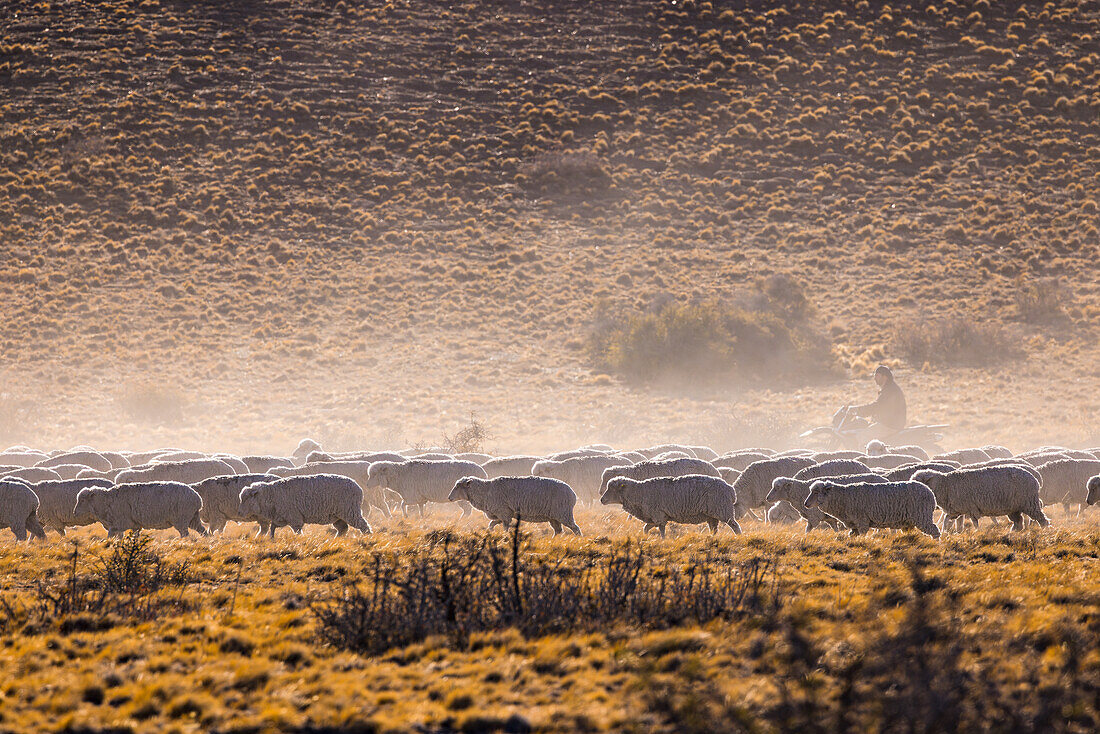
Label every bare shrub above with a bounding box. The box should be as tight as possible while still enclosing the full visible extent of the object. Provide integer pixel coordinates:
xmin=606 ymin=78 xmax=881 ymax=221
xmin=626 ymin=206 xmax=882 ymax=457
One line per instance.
xmin=311 ymin=524 xmax=783 ymax=656
xmin=442 ymin=412 xmax=492 ymax=454
xmin=116 ymin=380 xmax=187 ymax=423
xmin=892 ymin=316 xmax=1024 ymax=368
xmin=1014 ymin=276 xmax=1069 ymax=323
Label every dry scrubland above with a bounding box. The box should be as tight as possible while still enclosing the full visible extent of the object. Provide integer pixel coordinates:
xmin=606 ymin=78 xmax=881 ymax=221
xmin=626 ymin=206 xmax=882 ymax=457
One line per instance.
xmin=2 ymin=0 xmax=1100 ymax=451
xmin=0 ymin=511 xmax=1097 ymax=733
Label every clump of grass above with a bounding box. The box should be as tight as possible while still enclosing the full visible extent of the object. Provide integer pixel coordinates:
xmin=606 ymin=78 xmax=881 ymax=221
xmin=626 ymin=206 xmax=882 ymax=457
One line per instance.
xmin=1014 ymin=276 xmax=1069 ymax=323
xmin=587 ymin=279 xmax=835 ymax=386
xmin=892 ymin=316 xmax=1024 ymax=368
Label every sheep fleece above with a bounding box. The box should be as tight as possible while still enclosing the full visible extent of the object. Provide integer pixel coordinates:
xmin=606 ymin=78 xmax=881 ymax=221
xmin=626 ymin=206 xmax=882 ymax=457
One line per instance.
xmin=450 ymin=476 xmax=579 ymax=533
xmin=75 ymin=481 xmax=205 ymax=535
xmin=806 ymin=480 xmax=940 ymax=538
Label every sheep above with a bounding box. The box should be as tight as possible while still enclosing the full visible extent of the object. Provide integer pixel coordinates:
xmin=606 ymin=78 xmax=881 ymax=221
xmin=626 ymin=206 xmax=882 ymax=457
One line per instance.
xmin=982 ymin=445 xmax=1014 ymax=459
xmin=401 ymin=446 xmax=449 ymax=456
xmin=598 ymin=457 xmax=722 ymax=496
xmin=805 ymin=480 xmax=941 ymax=539
xmin=213 ymin=455 xmax=249 ymax=474
xmin=1087 ymin=475 xmax=1099 ymax=506
xmin=241 ymin=455 xmax=295 ymax=473
xmin=614 ymin=451 xmax=647 ymax=464
xmin=39 ymin=464 xmax=90 ymax=481
xmin=652 ymin=450 xmax=694 ymax=461
xmin=718 ymin=467 xmax=742 ymax=486
xmin=932 ymin=448 xmax=991 ymax=466
xmin=686 ymin=446 xmax=720 ymax=461
xmin=580 ymin=443 xmax=616 ymax=452
xmin=76 ymin=467 xmax=125 ymax=481
xmin=307 ymin=450 xmax=406 ymax=465
xmin=912 ymin=466 xmax=1048 ymax=532
xmin=483 ymin=455 xmax=541 ymax=479
xmin=292 ymin=439 xmax=322 ymax=465
xmin=533 ymin=455 xmax=633 ymax=504
xmin=0 ymin=479 xmax=45 ymax=540
xmin=799 ymin=459 xmax=872 ymax=479
xmin=74 ymin=482 xmax=207 ymax=537
xmin=548 ymin=448 xmax=611 ymax=461
xmin=152 ymin=451 xmax=209 ymax=463
xmin=32 ymin=478 xmax=115 ymax=535
xmin=115 ymin=458 xmax=236 ymax=486
xmin=860 ymin=453 xmax=920 ymax=471
xmin=269 ymin=461 xmax=391 ymax=518
xmin=865 ymin=440 xmax=888 ymax=456
xmin=239 ymin=475 xmax=371 ymax=537
xmin=774 ymin=449 xmax=814 ymax=457
xmin=884 ymin=461 xmax=961 ymax=482
xmin=636 ymin=444 xmax=697 ymax=459
xmin=449 ymin=476 xmax=580 ymax=535
xmin=967 ymin=459 xmax=1043 ymax=485
xmin=767 ymin=472 xmax=889 ymax=531
xmin=36 ymin=451 xmax=113 ymax=473
xmin=811 ymin=450 xmax=866 ymax=462
xmin=365 ymin=459 xmax=485 ymax=517
xmin=455 ymin=452 xmax=493 ymax=464
xmin=730 ymin=456 xmax=816 ymax=520
xmin=1035 ymin=459 xmax=1100 ymax=513
xmin=413 ymin=452 xmax=455 ymax=461
xmin=190 ymin=474 xmax=278 ymax=533
xmin=1020 ymin=451 xmax=1072 ymax=467
xmin=2 ymin=467 xmax=63 ymax=483
xmin=713 ymin=452 xmax=773 ymax=472
xmin=0 ymin=451 xmax=49 ymax=467
xmin=600 ymin=475 xmax=741 ymax=537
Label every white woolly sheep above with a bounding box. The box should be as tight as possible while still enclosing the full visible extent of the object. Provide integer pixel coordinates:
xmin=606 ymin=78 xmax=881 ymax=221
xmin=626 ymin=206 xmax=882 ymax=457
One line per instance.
xmin=805 ymin=480 xmax=940 ymax=539
xmin=2 ymin=467 xmax=63 ymax=483
xmin=865 ymin=440 xmax=887 ymax=456
xmin=74 ymin=481 xmax=207 ymax=537
xmin=449 ymin=476 xmax=580 ymax=535
xmin=598 ymin=457 xmax=722 ymax=496
xmin=41 ymin=464 xmax=91 ymax=481
xmin=190 ymin=473 xmax=277 ymax=533
xmin=713 ymin=452 xmax=773 ymax=472
xmin=307 ymin=450 xmax=406 ymax=465
xmin=455 ymin=452 xmax=493 ymax=464
xmin=292 ymin=439 xmax=322 ymax=465
xmin=932 ymin=448 xmax=991 ymax=466
xmin=912 ymin=466 xmax=1048 ymax=532
xmin=614 ymin=451 xmax=647 ymax=464
xmin=774 ymin=449 xmax=814 ymax=457
xmin=0 ymin=479 xmax=45 ymax=540
xmin=652 ymin=450 xmax=694 ymax=461
xmin=532 ymin=455 xmax=632 ymax=504
xmin=0 ymin=451 xmax=49 ymax=467
xmin=241 ymin=455 xmax=295 ymax=473
xmin=730 ymin=456 xmax=816 ymax=520
xmin=1020 ymin=451 xmax=1072 ymax=467
xmin=1086 ymin=475 xmax=1099 ymax=506
xmin=115 ymin=458 xmax=236 ymax=486
xmin=811 ymin=450 xmax=866 ymax=463
xmin=686 ymin=446 xmax=720 ymax=461
xmin=600 ymin=474 xmax=741 ymax=537
xmin=36 ymin=451 xmax=114 ymax=473
xmin=767 ymin=472 xmax=888 ymax=531
xmin=884 ymin=461 xmax=961 ymax=482
xmin=365 ymin=459 xmax=485 ymax=516
xmin=1036 ymin=459 xmax=1100 ymax=513
xmin=239 ymin=474 xmax=371 ymax=537
xmin=152 ymin=451 xmax=209 ymax=463
xmin=717 ymin=467 xmax=742 ymax=486
xmin=548 ymin=448 xmax=612 ymax=461
xmin=269 ymin=461 xmax=391 ymax=518
xmin=32 ymin=478 xmax=115 ymax=535
xmin=860 ymin=453 xmax=920 ymax=471
xmin=482 ymin=455 xmax=541 ymax=479
xmin=212 ymin=455 xmax=249 ymax=474
xmin=981 ymin=445 xmax=1014 ymax=460
xmin=635 ymin=444 xmax=697 ymax=459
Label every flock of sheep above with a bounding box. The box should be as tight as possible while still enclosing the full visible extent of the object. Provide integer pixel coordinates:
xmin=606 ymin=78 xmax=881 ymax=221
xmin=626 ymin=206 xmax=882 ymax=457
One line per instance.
xmin=0 ymin=437 xmax=1098 ymax=542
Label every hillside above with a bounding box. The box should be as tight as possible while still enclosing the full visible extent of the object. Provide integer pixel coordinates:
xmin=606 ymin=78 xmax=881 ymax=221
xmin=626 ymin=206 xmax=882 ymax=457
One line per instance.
xmin=2 ymin=0 xmax=1100 ymax=452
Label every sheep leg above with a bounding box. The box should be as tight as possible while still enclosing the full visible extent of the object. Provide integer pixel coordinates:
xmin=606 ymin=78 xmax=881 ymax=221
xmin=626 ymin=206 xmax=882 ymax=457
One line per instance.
xmin=11 ymin=524 xmax=27 ymax=541
xmin=56 ymin=526 xmax=66 ymax=537
xmin=1026 ymin=507 xmax=1050 ymax=528
xmin=921 ymin=522 xmax=942 ymax=540
xmin=1009 ymin=512 xmax=1024 ymax=532
xmin=457 ymin=500 xmax=473 ymax=518
xmin=566 ymin=521 xmax=582 ymax=536
xmin=189 ymin=511 xmax=209 ymax=536
xmin=549 ymin=520 xmax=562 ymax=536
xmin=333 ymin=519 xmax=349 ymax=537
xmin=708 ymin=519 xmax=718 ymax=534
xmin=658 ymin=523 xmax=667 ymax=538
xmin=26 ymin=515 xmax=46 ymax=540
xmin=725 ymin=518 xmax=742 ymax=535
xmin=969 ymin=515 xmax=980 ymax=530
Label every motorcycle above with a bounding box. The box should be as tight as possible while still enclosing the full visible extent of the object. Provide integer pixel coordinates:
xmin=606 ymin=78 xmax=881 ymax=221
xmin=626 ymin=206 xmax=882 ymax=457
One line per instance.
xmin=799 ymin=406 xmax=947 ymax=453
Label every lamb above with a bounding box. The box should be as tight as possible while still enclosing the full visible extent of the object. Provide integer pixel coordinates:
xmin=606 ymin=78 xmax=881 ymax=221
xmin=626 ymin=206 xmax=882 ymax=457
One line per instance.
xmin=365 ymin=459 xmax=486 ymax=516
xmin=885 ymin=461 xmax=961 ymax=482
xmin=1086 ymin=475 xmax=1099 ymax=506
xmin=190 ymin=473 xmax=278 ymax=533
xmin=600 ymin=475 xmax=741 ymax=537
xmin=713 ymin=452 xmax=773 ymax=472
xmin=238 ymin=475 xmax=371 ymax=537
xmin=598 ymin=457 xmax=722 ymax=496
xmin=0 ymin=479 xmax=45 ymax=540
xmin=32 ymin=478 xmax=116 ymax=535
xmin=74 ymin=482 xmax=208 ymax=537
xmin=241 ymin=455 xmax=295 ymax=473
xmin=449 ymin=476 xmax=580 ymax=535
xmin=269 ymin=461 xmax=391 ymax=517
xmin=534 ymin=455 xmax=633 ymax=503
xmin=860 ymin=453 xmax=920 ymax=471
xmin=115 ymin=458 xmax=236 ymax=486
xmin=2 ymin=467 xmax=63 ymax=483
xmin=730 ymin=456 xmax=816 ymax=519
xmin=805 ymin=480 xmax=941 ymax=539
xmin=933 ymin=448 xmax=991 ymax=466
xmin=483 ymin=455 xmax=541 ymax=479
xmin=36 ymin=451 xmax=114 ymax=473
xmin=912 ymin=467 xmax=1048 ymax=531
xmin=1035 ymin=459 xmax=1100 ymax=513
xmin=767 ymin=472 xmax=888 ymax=531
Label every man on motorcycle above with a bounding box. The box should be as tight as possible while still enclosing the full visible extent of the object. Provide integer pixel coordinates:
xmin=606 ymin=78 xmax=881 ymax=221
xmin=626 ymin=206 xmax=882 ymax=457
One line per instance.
xmin=850 ymin=365 xmax=906 ymax=439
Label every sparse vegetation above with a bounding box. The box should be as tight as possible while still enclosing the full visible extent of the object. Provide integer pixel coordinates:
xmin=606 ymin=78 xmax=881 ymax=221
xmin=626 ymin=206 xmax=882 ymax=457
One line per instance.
xmin=1014 ymin=277 xmax=1070 ymax=324
xmin=442 ymin=412 xmax=492 ymax=454
xmin=892 ymin=316 xmax=1025 ymax=369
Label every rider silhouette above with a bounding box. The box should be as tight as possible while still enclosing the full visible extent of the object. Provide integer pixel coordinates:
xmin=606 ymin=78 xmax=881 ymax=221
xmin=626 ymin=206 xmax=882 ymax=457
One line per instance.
xmin=851 ymin=365 xmax=906 ymax=436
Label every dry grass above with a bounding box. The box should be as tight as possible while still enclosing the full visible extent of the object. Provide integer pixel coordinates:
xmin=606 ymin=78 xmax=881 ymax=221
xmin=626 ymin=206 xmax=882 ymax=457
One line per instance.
xmin=0 ymin=509 xmax=1097 ymax=732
